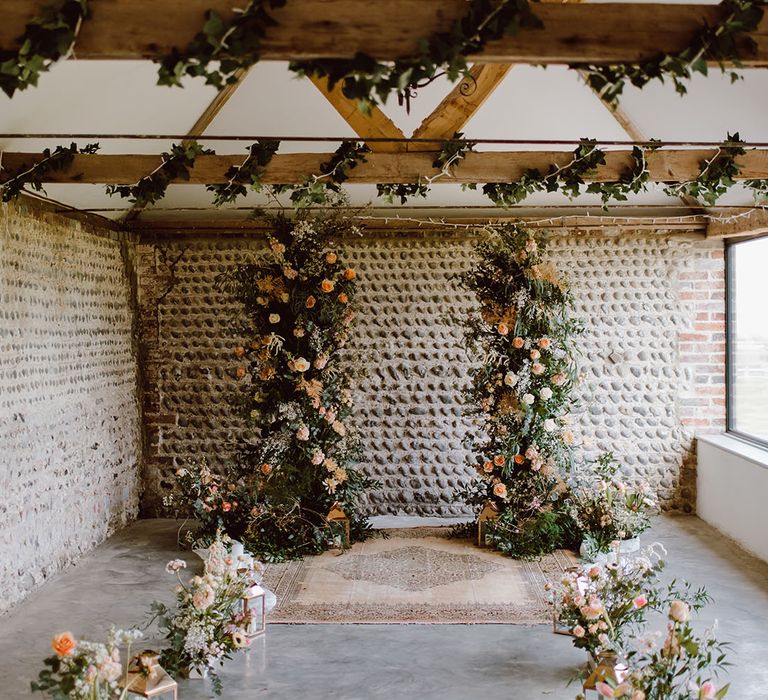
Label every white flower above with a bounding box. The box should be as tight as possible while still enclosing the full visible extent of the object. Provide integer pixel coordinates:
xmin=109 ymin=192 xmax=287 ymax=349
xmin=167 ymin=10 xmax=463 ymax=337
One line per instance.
xmin=296 ymin=425 xmax=310 ymax=441
xmin=165 ymin=559 xmax=187 ymax=574
xmin=293 ymin=357 xmax=310 ymax=372
xmin=543 ymin=418 xmax=556 ymax=432
xmin=669 ymin=600 xmax=690 ymax=623
xmin=311 ymin=451 xmax=325 ymax=465
xmin=332 ymin=421 xmax=346 ymax=436
xmin=540 ymin=387 xmax=553 ymax=400
xmin=531 ymin=362 xmax=545 ymax=376
xmin=504 ymin=372 xmax=518 ymax=387
xmin=522 ymin=393 xmax=535 ymax=405
xmin=269 ymin=313 xmax=280 ymax=324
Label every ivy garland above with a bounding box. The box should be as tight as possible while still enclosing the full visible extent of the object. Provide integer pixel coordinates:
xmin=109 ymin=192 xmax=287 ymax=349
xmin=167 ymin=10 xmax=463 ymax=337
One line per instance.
xmin=575 ymin=0 xmax=766 ymax=107
xmin=288 ymin=0 xmax=542 ymax=112
xmin=0 ymin=142 xmax=99 ymax=202
xmin=155 ymin=0 xmax=286 ymax=89
xmin=106 ymin=142 xmax=214 ymax=207
xmin=376 ymin=181 xmax=430 ymax=205
xmin=0 ymin=0 xmax=88 ymax=98
xmin=207 ymin=139 xmax=280 ymax=206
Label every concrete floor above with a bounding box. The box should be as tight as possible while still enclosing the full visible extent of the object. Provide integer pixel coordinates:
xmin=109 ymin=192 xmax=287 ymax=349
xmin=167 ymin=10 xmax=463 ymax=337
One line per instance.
xmin=3 ymin=516 xmax=768 ymax=700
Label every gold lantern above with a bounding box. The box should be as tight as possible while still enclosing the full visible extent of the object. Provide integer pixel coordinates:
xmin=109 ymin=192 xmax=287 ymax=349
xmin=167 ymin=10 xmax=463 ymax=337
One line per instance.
xmin=477 ymin=501 xmax=500 ymax=547
xmin=119 ymin=650 xmax=178 ymax=700
xmin=582 ymin=651 xmax=629 ymax=698
xmin=242 ymin=582 xmax=267 ymax=638
xmin=327 ymin=502 xmax=351 ymax=548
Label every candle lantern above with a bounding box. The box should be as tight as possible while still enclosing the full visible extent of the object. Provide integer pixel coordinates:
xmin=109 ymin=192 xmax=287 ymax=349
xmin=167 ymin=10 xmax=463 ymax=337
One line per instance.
xmin=119 ymin=650 xmax=178 ymax=700
xmin=477 ymin=501 xmax=500 ymax=547
xmin=326 ymin=502 xmax=351 ymax=548
xmin=582 ymin=651 xmax=629 ymax=698
xmin=242 ymin=582 xmax=267 ymax=638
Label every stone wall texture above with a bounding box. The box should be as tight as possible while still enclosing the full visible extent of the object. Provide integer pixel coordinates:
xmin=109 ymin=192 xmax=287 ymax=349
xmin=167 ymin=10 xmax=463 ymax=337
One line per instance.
xmin=0 ymin=203 xmax=141 ymax=614
xmin=138 ymin=228 xmax=725 ymax=517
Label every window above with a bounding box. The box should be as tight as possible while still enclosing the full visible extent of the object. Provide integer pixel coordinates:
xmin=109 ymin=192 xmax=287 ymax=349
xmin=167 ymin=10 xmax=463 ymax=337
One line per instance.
xmin=727 ymin=236 xmax=768 ymax=447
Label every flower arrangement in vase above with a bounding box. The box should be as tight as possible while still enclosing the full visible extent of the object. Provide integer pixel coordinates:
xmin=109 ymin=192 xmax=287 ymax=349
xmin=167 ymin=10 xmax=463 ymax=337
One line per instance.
xmin=148 ymin=535 xmax=256 ymax=695
xmin=568 ymin=453 xmax=657 ymax=562
xmin=31 ymin=627 xmax=143 ymax=699
xmin=458 ymin=224 xmax=582 ymax=558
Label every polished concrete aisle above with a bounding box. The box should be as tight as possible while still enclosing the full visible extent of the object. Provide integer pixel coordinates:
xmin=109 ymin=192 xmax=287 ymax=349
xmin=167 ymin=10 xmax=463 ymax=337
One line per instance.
xmin=2 ymin=516 xmax=768 ymax=700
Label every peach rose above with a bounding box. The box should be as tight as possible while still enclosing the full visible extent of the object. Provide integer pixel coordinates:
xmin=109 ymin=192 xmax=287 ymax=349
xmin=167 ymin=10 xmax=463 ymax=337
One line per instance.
xmin=482 ymin=461 xmax=494 ymax=473
xmin=260 ymin=463 xmax=272 ymax=476
xmin=52 ymin=632 xmax=77 ymax=657
xmin=306 ymin=295 xmax=316 ymax=309
xmin=572 ymin=625 xmax=585 ymax=638
xmin=531 ymin=363 xmax=545 ymax=375
xmin=293 ymin=357 xmax=310 ymax=372
xmin=492 ymin=483 xmax=508 ymax=499
xmin=493 ymin=454 xmax=505 ymax=467
xmin=222 ymin=501 xmax=232 ymax=512
xmin=235 ymin=367 xmax=246 ymax=379
xmin=321 ymin=279 xmax=335 ymax=293
xmin=326 ymin=252 xmax=338 ymax=264
xmin=344 ymin=268 xmax=357 ymax=280
xmin=669 ymin=600 xmax=690 ymax=622
xmin=514 ymin=454 xmax=525 ymax=465
xmin=512 ymin=337 xmax=525 ymax=349
xmin=538 ymin=337 xmax=551 ymax=349
xmin=496 ymin=322 xmax=509 ymax=336
xmin=530 ymin=349 xmax=541 ymax=360
xmin=234 ymin=345 xmax=245 ymax=358
xmin=338 ymin=292 xmax=349 ymax=304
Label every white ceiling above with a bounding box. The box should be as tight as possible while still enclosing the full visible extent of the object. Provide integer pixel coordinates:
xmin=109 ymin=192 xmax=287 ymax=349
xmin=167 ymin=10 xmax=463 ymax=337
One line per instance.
xmin=1 ymin=57 xmax=766 ymax=222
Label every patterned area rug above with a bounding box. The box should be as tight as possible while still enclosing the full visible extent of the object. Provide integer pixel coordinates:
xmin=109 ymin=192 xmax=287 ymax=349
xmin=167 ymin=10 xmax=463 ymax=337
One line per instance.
xmin=263 ymin=528 xmax=576 ymax=624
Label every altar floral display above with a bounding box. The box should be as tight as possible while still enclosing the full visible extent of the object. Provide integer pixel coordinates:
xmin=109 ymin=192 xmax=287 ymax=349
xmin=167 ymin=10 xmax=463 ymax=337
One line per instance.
xmin=31 ymin=627 xmax=143 ymax=699
xmin=568 ymin=453 xmax=657 ymax=560
xmin=459 ymin=224 xmax=582 ymax=558
xmin=214 ymin=209 xmax=376 ymax=560
xmin=149 ymin=536 xmax=255 ymax=695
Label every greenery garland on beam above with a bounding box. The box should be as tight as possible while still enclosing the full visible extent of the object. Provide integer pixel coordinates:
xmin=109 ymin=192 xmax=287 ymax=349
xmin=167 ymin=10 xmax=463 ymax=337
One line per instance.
xmin=155 ymin=0 xmax=286 ymax=88
xmin=0 ymin=0 xmax=88 ymax=98
xmin=207 ymin=139 xmax=280 ymax=206
xmin=289 ymin=0 xmax=542 ymax=112
xmin=106 ymin=142 xmax=214 ymax=207
xmin=0 ymin=142 xmax=99 ymax=202
xmin=458 ymin=224 xmax=581 ymax=558
xmin=573 ymin=0 xmax=766 ymax=107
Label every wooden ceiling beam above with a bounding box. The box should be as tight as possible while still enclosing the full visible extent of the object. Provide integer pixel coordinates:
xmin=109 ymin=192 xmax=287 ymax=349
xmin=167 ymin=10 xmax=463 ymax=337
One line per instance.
xmin=408 ymin=64 xmax=512 ymax=152
xmin=2 ymin=2 xmax=767 ymax=65
xmin=707 ymin=208 xmax=768 ymax=238
xmin=307 ymin=75 xmax=407 ymax=153
xmin=5 ymin=148 xmax=768 ymax=185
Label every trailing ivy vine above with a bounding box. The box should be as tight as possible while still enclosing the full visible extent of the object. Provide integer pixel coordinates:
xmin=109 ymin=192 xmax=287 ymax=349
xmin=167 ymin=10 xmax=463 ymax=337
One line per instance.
xmin=271 ymin=142 xmax=370 ymax=208
xmin=574 ymin=0 xmax=766 ymax=107
xmin=106 ymin=142 xmax=214 ymax=208
xmin=207 ymin=139 xmax=280 ymax=206
xmin=0 ymin=0 xmax=89 ymax=98
xmin=0 ymin=142 xmax=99 ymax=202
xmin=155 ymin=0 xmax=286 ymax=88
xmin=377 ymin=181 xmax=430 ymax=205
xmin=289 ymin=0 xmax=542 ymax=112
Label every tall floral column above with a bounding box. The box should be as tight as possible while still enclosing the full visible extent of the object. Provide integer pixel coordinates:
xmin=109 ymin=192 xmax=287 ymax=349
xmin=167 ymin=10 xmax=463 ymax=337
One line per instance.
xmin=218 ymin=213 xmax=375 ymax=560
xmin=460 ymin=224 xmax=581 ymax=558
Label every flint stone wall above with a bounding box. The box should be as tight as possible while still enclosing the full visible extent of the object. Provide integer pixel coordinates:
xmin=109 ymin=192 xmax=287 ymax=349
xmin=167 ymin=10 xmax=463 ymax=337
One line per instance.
xmin=138 ymin=229 xmax=724 ymax=517
xmin=0 ymin=203 xmax=141 ymax=614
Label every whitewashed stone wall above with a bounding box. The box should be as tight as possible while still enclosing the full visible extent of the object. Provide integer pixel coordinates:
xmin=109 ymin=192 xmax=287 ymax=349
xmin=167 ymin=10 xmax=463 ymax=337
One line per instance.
xmin=0 ymin=203 xmax=141 ymax=613
xmin=139 ymin=228 xmax=723 ymax=517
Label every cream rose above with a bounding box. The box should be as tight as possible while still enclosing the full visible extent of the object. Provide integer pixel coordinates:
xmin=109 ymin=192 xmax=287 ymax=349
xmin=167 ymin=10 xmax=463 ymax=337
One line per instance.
xmin=540 ymin=387 xmax=553 ymax=400
xmin=269 ymin=313 xmax=280 ymax=324
xmin=293 ymin=357 xmax=310 ymax=372
xmin=522 ymin=393 xmax=535 ymax=405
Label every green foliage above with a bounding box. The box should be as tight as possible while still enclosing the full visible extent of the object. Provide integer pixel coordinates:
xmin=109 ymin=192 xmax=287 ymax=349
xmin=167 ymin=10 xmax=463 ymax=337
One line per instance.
xmin=211 ymin=207 xmax=375 ymax=560
xmin=433 ymin=132 xmax=476 ymax=172
xmin=376 ymin=181 xmax=430 ymax=204
xmin=664 ymin=132 xmax=746 ymax=205
xmin=0 ymin=142 xmax=99 ymax=202
xmin=207 ymin=139 xmax=280 ymax=206
xmin=289 ymin=0 xmax=542 ymax=112
xmin=271 ymin=142 xmax=369 ymax=207
xmin=457 ymin=224 xmax=582 ymax=558
xmin=155 ymin=0 xmax=286 ymax=88
xmin=106 ymin=142 xmax=213 ymax=207
xmin=0 ymin=0 xmax=89 ymax=98
xmin=575 ymin=0 xmax=766 ymax=107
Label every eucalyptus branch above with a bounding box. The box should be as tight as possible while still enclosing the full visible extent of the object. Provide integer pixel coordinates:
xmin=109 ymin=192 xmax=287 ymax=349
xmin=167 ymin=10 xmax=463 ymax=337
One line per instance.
xmin=573 ymin=0 xmax=766 ymax=107
xmin=0 ymin=142 xmax=99 ymax=202
xmin=106 ymin=142 xmax=214 ymax=207
xmin=156 ymin=0 xmax=286 ymax=88
xmin=0 ymin=0 xmax=89 ymax=98
xmin=289 ymin=0 xmax=542 ymax=112
xmin=207 ymin=139 xmax=280 ymax=206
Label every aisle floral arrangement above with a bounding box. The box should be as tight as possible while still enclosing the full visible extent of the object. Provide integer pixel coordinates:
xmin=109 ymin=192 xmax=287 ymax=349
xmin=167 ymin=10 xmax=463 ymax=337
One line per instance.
xmin=458 ymin=223 xmax=582 ymax=557
xmin=568 ymin=453 xmax=657 ymax=561
xmin=148 ymin=536 xmax=256 ymax=695
xmin=31 ymin=627 xmax=143 ymax=699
